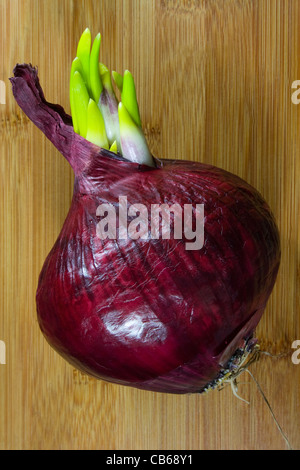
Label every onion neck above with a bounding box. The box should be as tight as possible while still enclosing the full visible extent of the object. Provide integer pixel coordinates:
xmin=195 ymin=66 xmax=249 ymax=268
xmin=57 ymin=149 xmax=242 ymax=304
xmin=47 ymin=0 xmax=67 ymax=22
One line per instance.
xmin=10 ymin=64 xmax=157 ymax=181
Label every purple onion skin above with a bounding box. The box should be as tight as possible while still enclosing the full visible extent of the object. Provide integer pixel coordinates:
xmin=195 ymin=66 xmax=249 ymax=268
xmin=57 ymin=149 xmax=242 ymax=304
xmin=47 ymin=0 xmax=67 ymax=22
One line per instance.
xmin=10 ymin=64 xmax=280 ymax=394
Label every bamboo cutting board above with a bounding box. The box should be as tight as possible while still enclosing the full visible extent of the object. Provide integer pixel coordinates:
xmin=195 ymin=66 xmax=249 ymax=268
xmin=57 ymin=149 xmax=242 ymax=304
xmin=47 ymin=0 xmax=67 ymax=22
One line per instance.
xmin=0 ymin=0 xmax=299 ymax=450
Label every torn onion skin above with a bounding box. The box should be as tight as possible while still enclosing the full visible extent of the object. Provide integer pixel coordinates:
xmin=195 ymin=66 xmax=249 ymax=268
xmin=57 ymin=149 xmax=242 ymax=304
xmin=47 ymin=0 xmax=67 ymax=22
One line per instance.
xmin=10 ymin=64 xmax=280 ymax=394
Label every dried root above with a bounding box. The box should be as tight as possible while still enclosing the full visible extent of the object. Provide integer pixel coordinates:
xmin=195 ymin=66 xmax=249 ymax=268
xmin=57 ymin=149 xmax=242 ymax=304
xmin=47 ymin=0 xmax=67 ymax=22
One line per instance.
xmin=202 ymin=341 xmax=293 ymax=450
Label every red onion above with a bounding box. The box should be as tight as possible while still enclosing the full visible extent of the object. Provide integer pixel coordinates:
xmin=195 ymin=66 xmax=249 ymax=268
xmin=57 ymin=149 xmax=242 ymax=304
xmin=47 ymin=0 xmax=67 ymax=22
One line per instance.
xmin=10 ymin=63 xmax=280 ymax=394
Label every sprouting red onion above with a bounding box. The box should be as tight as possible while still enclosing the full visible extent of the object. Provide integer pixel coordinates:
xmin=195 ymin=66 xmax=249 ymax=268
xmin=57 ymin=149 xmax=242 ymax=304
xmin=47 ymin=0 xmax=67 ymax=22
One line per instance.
xmin=10 ymin=64 xmax=280 ymax=394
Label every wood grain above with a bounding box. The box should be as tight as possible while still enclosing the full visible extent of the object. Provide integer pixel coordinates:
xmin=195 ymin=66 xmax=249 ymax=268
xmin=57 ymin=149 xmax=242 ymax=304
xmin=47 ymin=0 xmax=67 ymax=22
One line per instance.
xmin=0 ymin=0 xmax=299 ymax=450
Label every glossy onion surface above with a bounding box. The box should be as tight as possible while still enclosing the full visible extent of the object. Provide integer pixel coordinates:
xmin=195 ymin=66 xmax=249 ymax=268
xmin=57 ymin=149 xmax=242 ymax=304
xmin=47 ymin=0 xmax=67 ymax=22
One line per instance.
xmin=11 ymin=64 xmax=280 ymax=394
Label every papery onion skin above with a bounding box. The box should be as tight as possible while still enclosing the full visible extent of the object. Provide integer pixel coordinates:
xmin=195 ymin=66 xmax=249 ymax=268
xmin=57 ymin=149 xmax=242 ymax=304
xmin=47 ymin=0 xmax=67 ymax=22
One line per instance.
xmin=10 ymin=64 xmax=280 ymax=394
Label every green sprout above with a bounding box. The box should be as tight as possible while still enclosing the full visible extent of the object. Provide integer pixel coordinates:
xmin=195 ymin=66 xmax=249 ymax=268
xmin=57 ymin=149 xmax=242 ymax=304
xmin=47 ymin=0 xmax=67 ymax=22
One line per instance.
xmin=112 ymin=70 xmax=123 ymax=93
xmin=70 ymin=28 xmax=154 ymax=167
xmin=90 ymin=33 xmax=103 ymax=103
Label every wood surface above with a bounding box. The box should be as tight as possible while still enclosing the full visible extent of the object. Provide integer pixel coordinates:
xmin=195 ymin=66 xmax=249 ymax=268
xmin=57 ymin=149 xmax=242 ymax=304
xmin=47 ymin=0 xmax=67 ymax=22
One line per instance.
xmin=0 ymin=0 xmax=299 ymax=450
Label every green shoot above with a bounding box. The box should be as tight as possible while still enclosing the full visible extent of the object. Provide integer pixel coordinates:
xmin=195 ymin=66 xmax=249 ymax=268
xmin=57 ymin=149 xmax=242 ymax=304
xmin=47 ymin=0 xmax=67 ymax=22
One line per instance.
xmin=112 ymin=70 xmax=123 ymax=93
xmin=76 ymin=28 xmax=91 ymax=94
xmin=72 ymin=71 xmax=89 ymax=138
xmin=98 ymin=62 xmax=120 ymax=149
xmin=90 ymin=33 xmax=103 ymax=103
xmin=109 ymin=140 xmax=118 ymax=153
xmin=99 ymin=63 xmax=113 ymax=92
xmin=86 ymin=99 xmax=109 ymax=149
xmin=118 ymin=102 xmax=153 ymax=166
xmin=121 ymin=70 xmax=142 ymax=127
xmin=70 ymin=57 xmax=84 ymax=133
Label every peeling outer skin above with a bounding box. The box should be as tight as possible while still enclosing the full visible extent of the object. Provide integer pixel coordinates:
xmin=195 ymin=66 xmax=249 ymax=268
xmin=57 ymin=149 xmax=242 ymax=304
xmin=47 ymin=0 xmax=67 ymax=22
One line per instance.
xmin=10 ymin=64 xmax=281 ymax=394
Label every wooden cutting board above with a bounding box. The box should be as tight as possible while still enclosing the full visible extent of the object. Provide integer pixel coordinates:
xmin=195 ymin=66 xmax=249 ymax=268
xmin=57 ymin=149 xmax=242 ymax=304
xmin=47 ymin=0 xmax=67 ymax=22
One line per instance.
xmin=0 ymin=0 xmax=299 ymax=450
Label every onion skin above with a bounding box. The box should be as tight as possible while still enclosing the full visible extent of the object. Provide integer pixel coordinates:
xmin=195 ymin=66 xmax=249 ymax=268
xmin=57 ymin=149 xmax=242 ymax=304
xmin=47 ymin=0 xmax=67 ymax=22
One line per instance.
xmin=10 ymin=64 xmax=280 ymax=394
